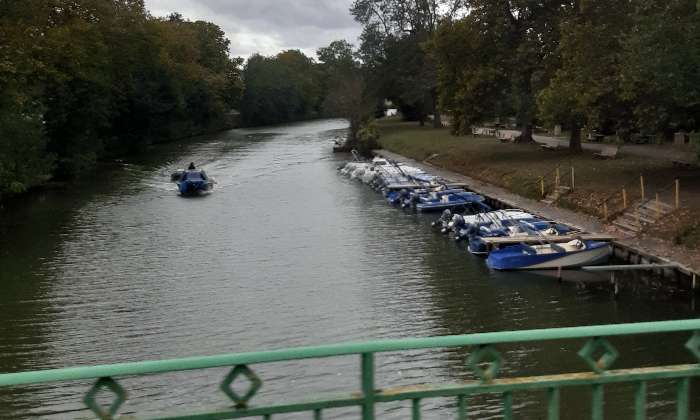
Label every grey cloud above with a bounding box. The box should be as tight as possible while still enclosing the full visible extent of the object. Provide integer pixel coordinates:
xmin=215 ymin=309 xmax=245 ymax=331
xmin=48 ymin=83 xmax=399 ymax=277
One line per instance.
xmin=145 ymin=0 xmax=362 ymax=57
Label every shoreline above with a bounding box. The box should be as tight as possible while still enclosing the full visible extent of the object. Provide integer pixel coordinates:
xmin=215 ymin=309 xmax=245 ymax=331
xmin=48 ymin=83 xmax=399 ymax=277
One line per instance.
xmin=374 ymin=148 xmax=700 ymax=287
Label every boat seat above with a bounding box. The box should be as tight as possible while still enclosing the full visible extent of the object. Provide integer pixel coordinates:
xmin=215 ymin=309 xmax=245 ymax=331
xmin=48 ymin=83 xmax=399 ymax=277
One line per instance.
xmin=521 ymin=245 xmax=537 ymax=255
xmin=550 ymin=243 xmax=567 ymax=253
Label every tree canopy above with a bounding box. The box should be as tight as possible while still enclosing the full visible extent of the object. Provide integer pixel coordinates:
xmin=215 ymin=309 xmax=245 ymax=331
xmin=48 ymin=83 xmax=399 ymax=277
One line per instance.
xmin=0 ymin=0 xmax=243 ymax=196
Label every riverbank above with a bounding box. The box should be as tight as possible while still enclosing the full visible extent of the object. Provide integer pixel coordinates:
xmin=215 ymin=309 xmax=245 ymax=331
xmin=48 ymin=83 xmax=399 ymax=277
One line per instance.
xmin=376 ymin=120 xmax=700 ymax=274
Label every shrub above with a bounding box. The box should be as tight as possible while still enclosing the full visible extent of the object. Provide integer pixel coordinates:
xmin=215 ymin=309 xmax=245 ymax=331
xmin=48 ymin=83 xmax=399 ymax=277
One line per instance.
xmin=356 ymin=122 xmax=380 ymax=157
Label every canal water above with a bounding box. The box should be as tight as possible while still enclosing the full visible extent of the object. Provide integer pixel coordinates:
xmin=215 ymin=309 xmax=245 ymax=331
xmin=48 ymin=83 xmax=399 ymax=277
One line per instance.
xmin=0 ymin=119 xmax=697 ymax=419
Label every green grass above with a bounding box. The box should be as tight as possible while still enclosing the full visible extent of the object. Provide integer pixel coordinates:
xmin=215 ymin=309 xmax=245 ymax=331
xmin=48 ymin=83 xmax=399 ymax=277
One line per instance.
xmin=377 ymin=120 xmax=693 ymax=218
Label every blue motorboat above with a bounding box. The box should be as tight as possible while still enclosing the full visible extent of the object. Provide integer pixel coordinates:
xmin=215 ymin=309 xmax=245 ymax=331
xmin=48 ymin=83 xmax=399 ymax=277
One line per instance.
xmin=411 ymin=190 xmax=490 ymax=212
xmin=173 ymin=167 xmax=214 ymax=195
xmin=486 ymin=239 xmax=611 ymax=270
xmin=467 ymin=220 xmax=573 ymax=254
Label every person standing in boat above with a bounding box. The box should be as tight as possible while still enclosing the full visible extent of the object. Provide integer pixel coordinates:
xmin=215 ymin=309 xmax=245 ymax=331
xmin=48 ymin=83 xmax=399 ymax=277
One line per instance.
xmin=184 ymin=162 xmax=207 ymax=180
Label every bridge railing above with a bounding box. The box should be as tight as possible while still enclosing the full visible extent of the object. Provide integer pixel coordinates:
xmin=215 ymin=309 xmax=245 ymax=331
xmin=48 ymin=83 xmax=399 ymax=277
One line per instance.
xmin=1 ymin=319 xmax=699 ymax=419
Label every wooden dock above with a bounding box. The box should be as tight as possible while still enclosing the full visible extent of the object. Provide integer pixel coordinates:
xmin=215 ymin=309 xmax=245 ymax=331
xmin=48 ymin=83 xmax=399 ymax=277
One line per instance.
xmin=481 ymin=234 xmax=616 ymax=250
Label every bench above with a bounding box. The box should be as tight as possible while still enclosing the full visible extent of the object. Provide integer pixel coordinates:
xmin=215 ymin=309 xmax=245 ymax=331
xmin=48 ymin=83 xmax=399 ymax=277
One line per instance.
xmin=672 ymin=160 xmax=697 ymax=168
xmin=540 ymin=143 xmax=560 ymax=151
xmin=593 ymin=146 xmax=619 ymax=159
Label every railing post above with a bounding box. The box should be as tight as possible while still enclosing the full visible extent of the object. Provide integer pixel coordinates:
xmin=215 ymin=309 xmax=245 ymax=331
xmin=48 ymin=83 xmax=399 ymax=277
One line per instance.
xmin=634 ymin=381 xmax=646 ymax=420
xmin=547 ymin=388 xmax=560 ymax=420
xmin=457 ymin=395 xmax=468 ymax=420
xmin=591 ymin=384 xmax=604 ymax=420
xmin=676 ymin=378 xmax=689 ymax=420
xmin=412 ymin=398 xmax=422 ymax=420
xmin=503 ymin=391 xmax=513 ymax=420
xmin=361 ymin=353 xmax=375 ymax=420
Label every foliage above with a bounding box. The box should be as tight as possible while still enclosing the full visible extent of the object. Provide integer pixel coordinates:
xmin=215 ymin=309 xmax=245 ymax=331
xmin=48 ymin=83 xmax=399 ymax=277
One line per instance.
xmin=240 ymin=50 xmax=322 ymax=126
xmin=350 ymin=0 xmax=466 ymax=127
xmin=0 ymin=0 xmax=243 ymax=195
xmin=356 ymin=123 xmax=381 ymax=157
xmin=317 ymin=40 xmax=375 ymax=145
xmin=431 ymin=16 xmax=512 ymax=134
xmin=430 ymin=0 xmax=700 ymax=148
xmin=618 ymin=1 xmax=700 ymax=135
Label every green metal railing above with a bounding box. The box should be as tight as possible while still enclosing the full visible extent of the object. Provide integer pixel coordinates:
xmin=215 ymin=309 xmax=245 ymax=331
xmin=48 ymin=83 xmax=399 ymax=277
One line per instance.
xmin=1 ymin=319 xmax=699 ymax=419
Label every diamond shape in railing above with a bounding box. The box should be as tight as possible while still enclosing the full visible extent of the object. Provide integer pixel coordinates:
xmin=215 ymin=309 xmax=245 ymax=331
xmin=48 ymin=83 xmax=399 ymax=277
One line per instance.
xmin=685 ymin=331 xmax=700 ymax=362
xmin=83 ymin=376 xmax=127 ymax=420
xmin=220 ymin=364 xmax=262 ymax=408
xmin=578 ymin=337 xmax=619 ymax=373
xmin=467 ymin=344 xmax=502 ymax=382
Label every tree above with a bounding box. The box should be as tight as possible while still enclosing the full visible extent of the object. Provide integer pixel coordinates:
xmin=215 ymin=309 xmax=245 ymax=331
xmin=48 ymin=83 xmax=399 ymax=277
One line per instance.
xmin=0 ymin=0 xmax=244 ymax=191
xmin=538 ymin=0 xmax=634 ymax=150
xmin=240 ymin=51 xmax=322 ymax=126
xmin=350 ymin=0 xmax=467 ymax=128
xmin=431 ymin=16 xmax=513 ymax=134
xmin=618 ymin=0 xmax=700 ymax=136
xmin=317 ymin=41 xmax=373 ymax=144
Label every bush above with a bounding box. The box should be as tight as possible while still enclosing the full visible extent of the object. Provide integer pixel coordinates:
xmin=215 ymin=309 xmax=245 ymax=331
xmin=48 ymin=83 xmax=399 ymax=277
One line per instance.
xmin=356 ymin=123 xmax=380 ymax=157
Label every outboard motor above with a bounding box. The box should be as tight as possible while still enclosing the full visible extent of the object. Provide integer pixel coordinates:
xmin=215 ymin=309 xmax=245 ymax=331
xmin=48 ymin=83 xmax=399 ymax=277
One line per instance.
xmin=432 ymin=209 xmax=453 ymax=228
xmin=448 ymin=214 xmax=466 ymax=231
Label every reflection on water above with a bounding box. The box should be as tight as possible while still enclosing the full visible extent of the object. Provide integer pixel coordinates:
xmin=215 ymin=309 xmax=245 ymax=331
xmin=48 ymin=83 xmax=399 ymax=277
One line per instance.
xmin=0 ymin=119 xmax=698 ymax=418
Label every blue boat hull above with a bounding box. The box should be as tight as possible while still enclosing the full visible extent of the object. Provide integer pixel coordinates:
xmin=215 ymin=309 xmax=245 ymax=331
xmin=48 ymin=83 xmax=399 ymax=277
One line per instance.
xmin=486 ymin=241 xmax=611 ymax=270
xmin=177 ymin=180 xmax=212 ymax=195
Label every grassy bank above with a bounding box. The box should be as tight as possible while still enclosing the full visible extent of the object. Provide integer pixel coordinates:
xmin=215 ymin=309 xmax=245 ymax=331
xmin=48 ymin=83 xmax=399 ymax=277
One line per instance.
xmin=377 ymin=119 xmax=700 ymax=248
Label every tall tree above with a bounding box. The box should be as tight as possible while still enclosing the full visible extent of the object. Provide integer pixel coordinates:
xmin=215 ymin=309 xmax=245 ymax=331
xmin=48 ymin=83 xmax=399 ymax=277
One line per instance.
xmin=350 ymin=0 xmax=466 ymax=128
xmin=538 ymin=0 xmax=635 ymax=150
xmin=618 ymin=0 xmax=700 ymax=136
xmin=317 ymin=40 xmax=373 ymax=144
xmin=240 ymin=50 xmax=322 ymax=126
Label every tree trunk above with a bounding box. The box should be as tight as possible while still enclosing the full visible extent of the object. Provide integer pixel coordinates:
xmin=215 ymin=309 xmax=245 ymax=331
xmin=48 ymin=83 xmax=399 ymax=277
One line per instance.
xmin=515 ymin=124 xmax=534 ymax=143
xmin=569 ymin=123 xmax=582 ymax=152
xmin=431 ymin=89 xmax=442 ymax=128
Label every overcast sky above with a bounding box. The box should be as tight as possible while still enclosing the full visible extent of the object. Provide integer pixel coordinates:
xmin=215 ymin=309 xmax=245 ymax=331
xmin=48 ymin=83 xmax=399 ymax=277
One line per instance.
xmin=144 ymin=0 xmax=362 ymax=59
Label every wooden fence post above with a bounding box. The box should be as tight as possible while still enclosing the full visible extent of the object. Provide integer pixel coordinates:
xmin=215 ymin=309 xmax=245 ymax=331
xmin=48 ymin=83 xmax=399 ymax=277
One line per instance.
xmin=623 ymin=188 xmax=628 ymax=209
xmin=540 ymin=177 xmax=545 ymax=198
xmin=675 ymin=179 xmax=680 ymax=209
xmin=640 ymin=175 xmax=645 ymax=201
xmin=571 ymin=167 xmax=575 ymax=191
xmin=656 ymin=193 xmax=660 ymax=219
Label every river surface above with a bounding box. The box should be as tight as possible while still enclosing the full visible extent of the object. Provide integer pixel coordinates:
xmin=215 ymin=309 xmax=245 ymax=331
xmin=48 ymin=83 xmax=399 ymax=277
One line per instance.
xmin=0 ymin=119 xmax=698 ymax=419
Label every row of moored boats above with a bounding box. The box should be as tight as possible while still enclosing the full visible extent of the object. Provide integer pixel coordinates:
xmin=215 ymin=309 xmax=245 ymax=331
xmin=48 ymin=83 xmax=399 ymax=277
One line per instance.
xmin=340 ymin=157 xmax=612 ymax=271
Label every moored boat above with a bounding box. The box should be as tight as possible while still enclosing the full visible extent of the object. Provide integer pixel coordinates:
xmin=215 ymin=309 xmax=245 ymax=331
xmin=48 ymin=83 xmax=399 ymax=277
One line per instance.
xmin=486 ymin=239 xmax=611 ymax=270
